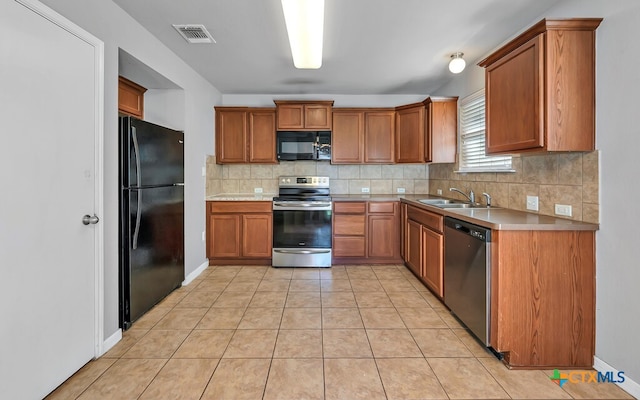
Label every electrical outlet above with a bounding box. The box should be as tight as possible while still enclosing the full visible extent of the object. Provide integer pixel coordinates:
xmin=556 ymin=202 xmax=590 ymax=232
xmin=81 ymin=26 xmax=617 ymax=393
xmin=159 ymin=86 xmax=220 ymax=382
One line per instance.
xmin=254 ymin=187 xmax=263 ymax=193
xmin=526 ymin=195 xmax=539 ymax=211
xmin=361 ymin=187 xmax=370 ymax=193
xmin=555 ymin=204 xmax=572 ymax=217
xmin=437 ymin=189 xmax=443 ymax=195
xmin=396 ymin=187 xmax=406 ymax=194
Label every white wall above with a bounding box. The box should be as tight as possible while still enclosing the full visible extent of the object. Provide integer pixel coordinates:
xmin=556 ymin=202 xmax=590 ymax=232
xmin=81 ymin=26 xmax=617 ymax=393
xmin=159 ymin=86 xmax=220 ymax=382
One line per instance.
xmin=38 ymin=0 xmax=221 ymax=340
xmin=437 ymin=0 xmax=640 ymax=392
xmin=145 ymin=89 xmax=186 ymax=131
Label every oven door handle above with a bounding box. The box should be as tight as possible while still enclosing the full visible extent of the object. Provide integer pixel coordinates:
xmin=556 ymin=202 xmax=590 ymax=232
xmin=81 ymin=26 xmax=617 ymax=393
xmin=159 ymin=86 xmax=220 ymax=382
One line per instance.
xmin=273 ymin=202 xmax=331 ymax=207
xmin=273 ymin=249 xmax=331 ymax=255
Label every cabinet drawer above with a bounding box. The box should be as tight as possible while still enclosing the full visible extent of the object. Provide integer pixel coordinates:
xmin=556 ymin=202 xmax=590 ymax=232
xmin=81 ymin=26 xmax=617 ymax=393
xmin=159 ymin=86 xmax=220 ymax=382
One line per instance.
xmin=334 ymin=236 xmax=366 ymax=257
xmin=334 ymin=202 xmax=366 ymax=214
xmin=368 ymin=201 xmax=396 ymax=214
xmin=209 ymin=201 xmax=272 ymax=214
xmin=407 ymin=205 xmax=443 ymax=232
xmin=334 ymin=214 xmax=366 ymax=235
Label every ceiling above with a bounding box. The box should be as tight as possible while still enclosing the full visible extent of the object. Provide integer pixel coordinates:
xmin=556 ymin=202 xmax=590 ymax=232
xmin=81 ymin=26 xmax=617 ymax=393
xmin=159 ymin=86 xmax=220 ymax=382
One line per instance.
xmin=112 ymin=0 xmax=561 ymax=95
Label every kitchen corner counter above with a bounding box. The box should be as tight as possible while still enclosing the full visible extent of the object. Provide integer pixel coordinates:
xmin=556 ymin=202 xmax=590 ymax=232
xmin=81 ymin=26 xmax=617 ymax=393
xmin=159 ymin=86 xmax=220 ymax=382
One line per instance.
xmin=206 ymin=193 xmax=275 ymax=201
xmin=400 ymin=196 xmax=599 ymax=231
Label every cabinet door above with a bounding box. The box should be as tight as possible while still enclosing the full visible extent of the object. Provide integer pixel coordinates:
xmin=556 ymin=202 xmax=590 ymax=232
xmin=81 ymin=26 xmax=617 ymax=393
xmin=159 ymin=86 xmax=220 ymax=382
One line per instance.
xmin=118 ymin=76 xmax=146 ymax=118
xmin=208 ymin=214 xmax=241 ymax=258
xmin=277 ymin=104 xmax=305 ymax=130
xmin=305 ymin=104 xmax=332 ymax=129
xmin=364 ymin=111 xmax=395 ymax=163
xmin=242 ymin=214 xmax=272 ymax=258
xmin=426 ymin=100 xmax=457 ymax=163
xmin=406 ymin=219 xmax=422 ymax=276
xmin=400 ymin=203 xmax=407 ymax=260
xmin=368 ymin=214 xmax=399 ymax=259
xmin=332 ymin=111 xmax=364 ymax=164
xmin=485 ymin=34 xmax=545 ymax=154
xmin=248 ymin=110 xmax=277 ymax=163
xmin=422 ymin=227 xmax=443 ymax=297
xmin=216 ymin=109 xmax=247 ymax=163
xmin=395 ymin=106 xmax=425 ymax=163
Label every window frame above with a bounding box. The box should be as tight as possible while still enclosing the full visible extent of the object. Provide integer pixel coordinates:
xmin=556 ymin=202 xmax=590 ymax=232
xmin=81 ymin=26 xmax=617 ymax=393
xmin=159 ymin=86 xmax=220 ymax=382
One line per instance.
xmin=456 ymin=89 xmax=514 ymax=173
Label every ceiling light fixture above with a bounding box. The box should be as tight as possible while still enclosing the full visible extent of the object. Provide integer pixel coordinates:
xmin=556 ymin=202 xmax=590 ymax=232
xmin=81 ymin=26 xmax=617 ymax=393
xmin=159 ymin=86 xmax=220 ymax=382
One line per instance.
xmin=448 ymin=52 xmax=466 ymax=74
xmin=281 ymin=0 xmax=324 ymax=69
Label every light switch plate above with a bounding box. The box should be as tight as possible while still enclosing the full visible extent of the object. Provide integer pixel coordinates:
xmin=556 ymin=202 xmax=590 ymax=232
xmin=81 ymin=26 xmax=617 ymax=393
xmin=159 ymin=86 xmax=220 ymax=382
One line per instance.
xmin=555 ymin=204 xmax=572 ymax=217
xmin=437 ymin=189 xmax=443 ymax=195
xmin=361 ymin=187 xmax=370 ymax=193
xmin=526 ymin=195 xmax=539 ymax=211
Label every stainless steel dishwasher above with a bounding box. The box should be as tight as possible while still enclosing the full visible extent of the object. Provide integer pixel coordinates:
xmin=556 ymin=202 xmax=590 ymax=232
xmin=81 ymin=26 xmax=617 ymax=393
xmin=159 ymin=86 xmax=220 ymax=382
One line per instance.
xmin=444 ymin=217 xmax=491 ymax=346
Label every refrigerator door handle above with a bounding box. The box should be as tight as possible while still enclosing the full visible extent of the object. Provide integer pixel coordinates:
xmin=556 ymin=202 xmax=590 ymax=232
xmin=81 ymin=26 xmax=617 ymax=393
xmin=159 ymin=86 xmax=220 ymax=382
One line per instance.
xmin=132 ymin=190 xmax=141 ymax=250
xmin=132 ymin=127 xmax=142 ymax=189
xmin=131 ymin=127 xmax=142 ymax=250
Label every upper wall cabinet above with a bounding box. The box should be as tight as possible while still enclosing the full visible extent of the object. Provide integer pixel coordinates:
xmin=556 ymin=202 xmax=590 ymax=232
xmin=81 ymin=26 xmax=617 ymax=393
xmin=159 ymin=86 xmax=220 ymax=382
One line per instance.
xmin=274 ymin=100 xmax=334 ymax=130
xmin=395 ymin=103 xmax=425 ymax=163
xmin=424 ymin=97 xmax=458 ymax=163
xmin=214 ymin=107 xmax=277 ymax=164
xmin=331 ymin=109 xmax=395 ymax=164
xmin=395 ymin=97 xmax=458 ymax=164
xmin=118 ymin=76 xmax=147 ymax=119
xmin=479 ymin=18 xmax=602 ymax=154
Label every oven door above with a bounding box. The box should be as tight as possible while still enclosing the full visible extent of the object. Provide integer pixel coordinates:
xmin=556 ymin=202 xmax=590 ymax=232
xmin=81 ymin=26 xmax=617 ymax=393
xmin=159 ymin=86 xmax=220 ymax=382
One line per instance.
xmin=272 ymin=204 xmax=332 ymax=249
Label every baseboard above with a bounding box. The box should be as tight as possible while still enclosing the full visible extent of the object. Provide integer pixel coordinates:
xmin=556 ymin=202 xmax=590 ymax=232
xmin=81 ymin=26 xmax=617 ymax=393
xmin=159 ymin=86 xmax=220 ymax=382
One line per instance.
xmin=182 ymin=261 xmax=209 ymax=286
xmin=594 ymin=356 xmax=640 ymax=398
xmin=100 ymin=329 xmax=122 ymax=357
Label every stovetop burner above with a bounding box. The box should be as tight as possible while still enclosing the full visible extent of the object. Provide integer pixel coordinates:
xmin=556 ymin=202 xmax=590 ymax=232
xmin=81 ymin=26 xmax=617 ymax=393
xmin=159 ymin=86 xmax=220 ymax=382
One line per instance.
xmin=275 ymin=175 xmax=330 ymax=202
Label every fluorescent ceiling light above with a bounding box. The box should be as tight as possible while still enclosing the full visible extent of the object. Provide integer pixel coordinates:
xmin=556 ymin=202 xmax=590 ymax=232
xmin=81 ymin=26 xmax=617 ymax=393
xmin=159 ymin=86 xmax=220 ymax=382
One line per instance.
xmin=281 ymin=0 xmax=324 ymax=69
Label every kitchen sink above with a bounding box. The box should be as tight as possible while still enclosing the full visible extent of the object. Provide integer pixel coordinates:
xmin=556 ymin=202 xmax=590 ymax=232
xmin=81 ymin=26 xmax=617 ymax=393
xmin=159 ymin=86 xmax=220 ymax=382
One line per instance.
xmin=418 ymin=199 xmax=457 ymax=205
xmin=436 ymin=203 xmax=495 ymax=209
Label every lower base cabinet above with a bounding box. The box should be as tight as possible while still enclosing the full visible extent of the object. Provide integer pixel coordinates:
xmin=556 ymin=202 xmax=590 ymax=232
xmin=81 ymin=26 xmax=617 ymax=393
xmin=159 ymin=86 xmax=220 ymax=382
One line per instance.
xmin=206 ymin=201 xmax=272 ymax=265
xmin=333 ymin=200 xmax=401 ymax=264
xmin=404 ymin=205 xmax=443 ymax=297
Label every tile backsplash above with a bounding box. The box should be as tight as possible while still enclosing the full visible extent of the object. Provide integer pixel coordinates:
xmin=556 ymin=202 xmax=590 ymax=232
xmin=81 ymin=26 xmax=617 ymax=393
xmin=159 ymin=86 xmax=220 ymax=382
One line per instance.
xmin=428 ymin=151 xmax=599 ymax=223
xmin=206 ymin=151 xmax=599 ymax=224
xmin=206 ymin=156 xmax=430 ymax=196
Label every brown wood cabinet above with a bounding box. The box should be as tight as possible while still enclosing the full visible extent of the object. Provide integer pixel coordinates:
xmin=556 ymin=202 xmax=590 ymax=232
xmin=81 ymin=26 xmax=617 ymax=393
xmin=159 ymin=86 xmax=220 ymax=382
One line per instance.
xmin=425 ymin=97 xmax=458 ymax=163
xmin=404 ymin=204 xmax=444 ymax=297
xmin=118 ymin=76 xmax=146 ymax=119
xmin=479 ymin=18 xmax=602 ymax=154
xmin=395 ymin=97 xmax=457 ymax=164
xmin=491 ymin=229 xmax=595 ymax=368
xmin=331 ymin=109 xmax=395 ymax=164
xmin=332 ymin=200 xmax=401 ymax=264
xmin=395 ymin=104 xmax=425 ymax=163
xmin=331 ymin=110 xmax=364 ymax=164
xmin=274 ymin=100 xmax=333 ymax=130
xmin=206 ymin=201 xmax=272 ymax=265
xmin=214 ymin=107 xmax=276 ymax=164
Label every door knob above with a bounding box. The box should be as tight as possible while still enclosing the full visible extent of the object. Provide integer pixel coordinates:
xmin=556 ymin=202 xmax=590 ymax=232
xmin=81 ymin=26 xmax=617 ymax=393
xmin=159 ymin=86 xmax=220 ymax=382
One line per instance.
xmin=82 ymin=214 xmax=100 ymax=225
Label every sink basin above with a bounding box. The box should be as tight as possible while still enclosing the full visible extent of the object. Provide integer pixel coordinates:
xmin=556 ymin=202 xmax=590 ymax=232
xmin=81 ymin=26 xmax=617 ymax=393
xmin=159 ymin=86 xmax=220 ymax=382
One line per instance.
xmin=418 ymin=199 xmax=457 ymax=205
xmin=436 ymin=203 xmax=496 ymax=209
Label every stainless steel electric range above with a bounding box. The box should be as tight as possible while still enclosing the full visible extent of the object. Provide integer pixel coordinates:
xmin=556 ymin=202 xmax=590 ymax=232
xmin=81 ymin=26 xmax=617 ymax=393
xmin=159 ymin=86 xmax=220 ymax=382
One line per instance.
xmin=272 ymin=176 xmax=332 ymax=267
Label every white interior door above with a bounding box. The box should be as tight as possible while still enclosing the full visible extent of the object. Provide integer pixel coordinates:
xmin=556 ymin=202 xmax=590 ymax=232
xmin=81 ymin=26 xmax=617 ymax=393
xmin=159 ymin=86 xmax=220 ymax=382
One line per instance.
xmin=0 ymin=1 xmax=103 ymax=398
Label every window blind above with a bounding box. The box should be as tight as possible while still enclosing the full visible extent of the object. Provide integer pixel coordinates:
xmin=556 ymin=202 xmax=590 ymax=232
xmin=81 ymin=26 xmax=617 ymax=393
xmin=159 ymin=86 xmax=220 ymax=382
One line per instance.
xmin=458 ymin=89 xmax=512 ymax=171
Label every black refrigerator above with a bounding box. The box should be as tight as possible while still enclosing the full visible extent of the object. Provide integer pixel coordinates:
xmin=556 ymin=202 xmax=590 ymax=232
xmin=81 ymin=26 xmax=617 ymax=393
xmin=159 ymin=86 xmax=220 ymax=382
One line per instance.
xmin=119 ymin=116 xmax=184 ymax=329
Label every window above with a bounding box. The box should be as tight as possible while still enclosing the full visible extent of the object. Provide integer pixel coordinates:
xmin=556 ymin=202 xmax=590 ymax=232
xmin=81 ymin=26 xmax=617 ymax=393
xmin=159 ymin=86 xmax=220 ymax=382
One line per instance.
xmin=458 ymin=89 xmax=512 ymax=172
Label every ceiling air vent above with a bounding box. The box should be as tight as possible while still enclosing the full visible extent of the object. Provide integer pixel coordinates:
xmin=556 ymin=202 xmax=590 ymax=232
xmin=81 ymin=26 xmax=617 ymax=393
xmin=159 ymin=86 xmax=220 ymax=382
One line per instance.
xmin=172 ymin=24 xmax=215 ymax=44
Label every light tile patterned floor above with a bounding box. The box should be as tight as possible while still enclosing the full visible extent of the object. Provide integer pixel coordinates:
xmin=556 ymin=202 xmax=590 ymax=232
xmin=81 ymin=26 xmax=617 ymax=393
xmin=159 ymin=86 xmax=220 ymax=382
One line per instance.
xmin=47 ymin=264 xmax=635 ymax=399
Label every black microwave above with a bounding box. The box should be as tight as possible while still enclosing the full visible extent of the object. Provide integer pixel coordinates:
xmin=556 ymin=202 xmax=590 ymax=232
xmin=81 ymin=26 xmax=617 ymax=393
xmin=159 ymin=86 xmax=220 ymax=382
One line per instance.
xmin=276 ymin=131 xmax=331 ymax=161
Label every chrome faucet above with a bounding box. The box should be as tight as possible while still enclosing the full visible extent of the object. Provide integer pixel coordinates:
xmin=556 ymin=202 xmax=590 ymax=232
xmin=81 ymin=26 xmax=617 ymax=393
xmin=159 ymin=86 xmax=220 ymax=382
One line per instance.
xmin=449 ymin=187 xmax=475 ymax=204
xmin=482 ymin=192 xmax=492 ymax=207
